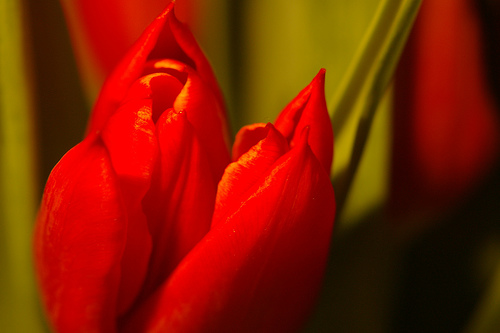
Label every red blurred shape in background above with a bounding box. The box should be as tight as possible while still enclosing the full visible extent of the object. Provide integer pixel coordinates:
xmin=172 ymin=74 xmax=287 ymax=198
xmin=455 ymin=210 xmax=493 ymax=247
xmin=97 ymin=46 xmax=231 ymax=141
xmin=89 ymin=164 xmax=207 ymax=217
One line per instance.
xmin=391 ymin=0 xmax=499 ymax=220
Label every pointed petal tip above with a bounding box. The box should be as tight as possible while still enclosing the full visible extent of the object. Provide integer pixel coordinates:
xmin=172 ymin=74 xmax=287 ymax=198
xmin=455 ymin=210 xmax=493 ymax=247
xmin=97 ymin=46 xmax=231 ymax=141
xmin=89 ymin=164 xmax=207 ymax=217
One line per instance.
xmin=165 ymin=0 xmax=183 ymax=27
xmin=312 ymin=69 xmax=326 ymax=88
xmin=163 ymin=1 xmax=176 ymax=16
xmin=154 ymin=1 xmax=175 ymax=23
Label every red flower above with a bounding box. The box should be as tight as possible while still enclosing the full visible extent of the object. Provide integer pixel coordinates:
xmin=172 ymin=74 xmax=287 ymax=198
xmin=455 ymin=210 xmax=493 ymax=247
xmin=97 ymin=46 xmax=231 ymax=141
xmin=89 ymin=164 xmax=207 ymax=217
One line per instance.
xmin=34 ymin=3 xmax=335 ymax=332
xmin=391 ymin=0 xmax=500 ymax=218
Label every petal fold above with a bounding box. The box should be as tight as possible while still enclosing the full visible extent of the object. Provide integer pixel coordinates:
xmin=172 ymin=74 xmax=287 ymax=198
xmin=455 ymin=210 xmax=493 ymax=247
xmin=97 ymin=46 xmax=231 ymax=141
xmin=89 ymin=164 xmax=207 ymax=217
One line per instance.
xmin=100 ymin=95 xmax=159 ymax=315
xmin=139 ymin=109 xmax=217 ymax=300
xmin=213 ymin=123 xmax=289 ymax=227
xmin=231 ymin=122 xmax=268 ymax=161
xmin=145 ymin=58 xmax=231 ymax=182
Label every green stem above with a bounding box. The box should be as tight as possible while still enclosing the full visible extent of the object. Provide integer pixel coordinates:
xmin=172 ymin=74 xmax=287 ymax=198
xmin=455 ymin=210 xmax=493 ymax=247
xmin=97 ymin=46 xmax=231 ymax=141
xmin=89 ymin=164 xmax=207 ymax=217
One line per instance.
xmin=330 ymin=0 xmax=422 ymax=218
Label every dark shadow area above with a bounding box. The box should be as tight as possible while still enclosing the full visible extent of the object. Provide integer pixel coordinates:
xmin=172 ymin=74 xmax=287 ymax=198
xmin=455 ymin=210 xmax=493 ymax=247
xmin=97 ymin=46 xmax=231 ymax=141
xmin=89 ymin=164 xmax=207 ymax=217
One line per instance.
xmin=393 ymin=155 xmax=500 ymax=333
xmin=25 ymin=0 xmax=88 ymax=194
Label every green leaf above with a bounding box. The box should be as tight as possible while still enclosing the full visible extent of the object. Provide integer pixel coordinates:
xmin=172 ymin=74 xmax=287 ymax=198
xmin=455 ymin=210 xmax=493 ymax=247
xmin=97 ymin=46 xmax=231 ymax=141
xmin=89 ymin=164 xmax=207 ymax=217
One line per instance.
xmin=0 ymin=0 xmax=46 ymax=331
xmin=330 ymin=0 xmax=421 ymax=224
xmin=464 ymin=241 xmax=500 ymax=333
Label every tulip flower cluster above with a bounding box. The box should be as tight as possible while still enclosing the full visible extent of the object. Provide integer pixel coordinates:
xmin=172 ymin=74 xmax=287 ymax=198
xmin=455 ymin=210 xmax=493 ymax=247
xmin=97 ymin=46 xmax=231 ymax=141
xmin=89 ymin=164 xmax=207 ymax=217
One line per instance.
xmin=34 ymin=3 xmax=335 ymax=332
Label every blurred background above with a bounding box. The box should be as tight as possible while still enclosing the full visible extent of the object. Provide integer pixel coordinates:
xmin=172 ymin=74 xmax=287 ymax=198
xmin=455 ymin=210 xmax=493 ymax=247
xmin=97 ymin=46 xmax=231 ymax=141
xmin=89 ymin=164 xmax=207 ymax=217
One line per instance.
xmin=1 ymin=0 xmax=499 ymax=332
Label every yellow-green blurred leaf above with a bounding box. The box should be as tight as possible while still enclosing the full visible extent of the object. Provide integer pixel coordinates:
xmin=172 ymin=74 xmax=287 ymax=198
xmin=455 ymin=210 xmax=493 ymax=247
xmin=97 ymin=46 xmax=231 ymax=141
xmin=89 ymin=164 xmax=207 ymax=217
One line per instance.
xmin=0 ymin=0 xmax=45 ymax=331
xmin=339 ymin=86 xmax=393 ymax=226
xmin=464 ymin=239 xmax=500 ymax=333
xmin=330 ymin=0 xmax=421 ymax=224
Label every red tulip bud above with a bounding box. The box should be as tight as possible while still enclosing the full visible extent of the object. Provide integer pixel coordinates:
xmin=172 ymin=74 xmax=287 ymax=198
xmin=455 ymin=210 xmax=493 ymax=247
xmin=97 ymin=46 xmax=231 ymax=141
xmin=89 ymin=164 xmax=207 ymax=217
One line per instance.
xmin=34 ymin=3 xmax=335 ymax=332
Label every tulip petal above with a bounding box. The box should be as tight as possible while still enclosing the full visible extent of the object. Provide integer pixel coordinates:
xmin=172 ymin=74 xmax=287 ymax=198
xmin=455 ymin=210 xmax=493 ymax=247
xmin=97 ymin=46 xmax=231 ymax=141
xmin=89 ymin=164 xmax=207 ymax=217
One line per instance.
xmin=213 ymin=123 xmax=289 ymax=227
xmin=34 ymin=135 xmax=126 ymax=332
xmin=275 ymin=69 xmax=333 ymax=172
xmin=231 ymin=122 xmax=268 ymax=161
xmin=139 ymin=109 xmax=216 ymax=300
xmin=123 ymin=131 xmax=335 ymax=333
